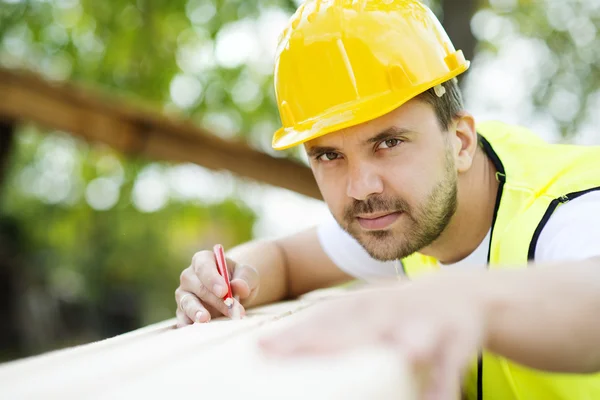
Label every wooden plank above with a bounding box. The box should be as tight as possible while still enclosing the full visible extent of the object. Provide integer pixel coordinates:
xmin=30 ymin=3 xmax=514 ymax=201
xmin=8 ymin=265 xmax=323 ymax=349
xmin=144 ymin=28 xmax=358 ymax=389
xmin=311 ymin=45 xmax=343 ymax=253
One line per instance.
xmin=0 ymin=289 xmax=417 ymax=399
xmin=0 ymin=67 xmax=321 ymax=200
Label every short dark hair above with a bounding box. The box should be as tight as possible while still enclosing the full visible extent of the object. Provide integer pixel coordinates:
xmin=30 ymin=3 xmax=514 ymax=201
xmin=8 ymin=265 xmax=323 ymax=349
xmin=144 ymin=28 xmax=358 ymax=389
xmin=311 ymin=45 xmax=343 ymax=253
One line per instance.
xmin=416 ymin=78 xmax=464 ymax=130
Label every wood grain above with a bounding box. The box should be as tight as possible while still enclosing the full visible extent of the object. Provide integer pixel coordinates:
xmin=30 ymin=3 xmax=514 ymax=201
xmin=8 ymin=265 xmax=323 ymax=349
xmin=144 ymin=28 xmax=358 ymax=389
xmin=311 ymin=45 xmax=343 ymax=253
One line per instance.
xmin=0 ymin=290 xmax=417 ymax=399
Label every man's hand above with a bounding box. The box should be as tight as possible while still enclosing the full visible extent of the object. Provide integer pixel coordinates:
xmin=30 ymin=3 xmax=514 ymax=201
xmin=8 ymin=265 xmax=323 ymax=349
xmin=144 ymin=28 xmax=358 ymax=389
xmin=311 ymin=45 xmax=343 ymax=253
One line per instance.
xmin=259 ymin=273 xmax=488 ymax=400
xmin=175 ymin=250 xmax=259 ymax=326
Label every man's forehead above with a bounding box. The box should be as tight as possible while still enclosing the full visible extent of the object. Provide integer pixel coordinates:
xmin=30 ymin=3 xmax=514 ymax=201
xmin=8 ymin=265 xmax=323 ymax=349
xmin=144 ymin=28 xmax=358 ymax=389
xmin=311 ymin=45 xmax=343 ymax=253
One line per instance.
xmin=306 ymin=125 xmax=372 ymax=147
xmin=307 ymin=114 xmax=394 ymax=148
xmin=306 ymin=125 xmax=402 ymax=147
xmin=305 ymin=99 xmax=434 ymax=148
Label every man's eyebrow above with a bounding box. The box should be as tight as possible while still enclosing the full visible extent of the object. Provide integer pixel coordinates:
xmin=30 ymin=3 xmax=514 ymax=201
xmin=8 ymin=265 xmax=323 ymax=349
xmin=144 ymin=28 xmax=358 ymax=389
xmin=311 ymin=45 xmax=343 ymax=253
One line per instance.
xmin=365 ymin=127 xmax=412 ymax=145
xmin=306 ymin=145 xmax=338 ymax=158
xmin=306 ymin=127 xmax=411 ymax=157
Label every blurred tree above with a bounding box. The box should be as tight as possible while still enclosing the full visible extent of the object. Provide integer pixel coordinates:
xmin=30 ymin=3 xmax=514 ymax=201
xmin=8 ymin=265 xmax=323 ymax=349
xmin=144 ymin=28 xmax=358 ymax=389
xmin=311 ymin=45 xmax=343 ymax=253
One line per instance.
xmin=0 ymin=214 xmax=26 ymax=361
xmin=470 ymin=0 xmax=600 ymax=138
xmin=441 ymin=0 xmax=476 ymax=85
xmin=0 ymin=121 xmax=15 ymax=190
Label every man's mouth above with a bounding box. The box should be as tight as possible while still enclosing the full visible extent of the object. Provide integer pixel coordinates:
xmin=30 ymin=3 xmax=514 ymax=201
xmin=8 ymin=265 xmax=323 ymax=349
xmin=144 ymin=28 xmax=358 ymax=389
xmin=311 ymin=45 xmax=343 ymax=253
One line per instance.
xmin=356 ymin=212 xmax=402 ymax=230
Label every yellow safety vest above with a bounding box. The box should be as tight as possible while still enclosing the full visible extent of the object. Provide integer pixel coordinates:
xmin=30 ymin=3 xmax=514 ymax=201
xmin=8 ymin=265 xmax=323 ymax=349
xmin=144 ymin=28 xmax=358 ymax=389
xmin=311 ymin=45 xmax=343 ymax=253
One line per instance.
xmin=401 ymin=120 xmax=600 ymax=400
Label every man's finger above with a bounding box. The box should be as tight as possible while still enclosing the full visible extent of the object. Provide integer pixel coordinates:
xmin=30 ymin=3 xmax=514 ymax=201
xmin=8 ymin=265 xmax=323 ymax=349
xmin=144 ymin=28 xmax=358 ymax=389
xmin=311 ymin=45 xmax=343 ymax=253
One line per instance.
xmin=182 ymin=264 xmax=234 ymax=317
xmin=230 ymin=279 xmax=251 ymax=299
xmin=191 ymin=251 xmax=235 ymax=298
xmin=229 ymin=297 xmax=247 ymax=320
xmin=176 ymin=290 xmax=211 ymax=323
xmin=231 ymin=264 xmax=259 ymax=302
xmin=396 ymin=321 xmax=439 ymax=365
xmin=393 ymin=322 xmax=441 ymax=398
xmin=232 ymin=264 xmax=259 ymax=290
xmin=431 ymin=328 xmax=478 ymax=400
xmin=180 ymin=260 xmax=236 ymax=316
xmin=425 ymin=343 xmax=464 ymax=400
xmin=176 ymin=309 xmax=193 ymax=328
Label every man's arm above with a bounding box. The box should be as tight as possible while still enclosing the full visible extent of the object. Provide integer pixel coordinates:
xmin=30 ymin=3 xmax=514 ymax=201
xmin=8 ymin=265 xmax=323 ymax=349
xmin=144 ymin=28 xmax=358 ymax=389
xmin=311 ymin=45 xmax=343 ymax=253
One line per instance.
xmin=226 ymin=226 xmax=354 ymax=307
xmin=260 ymin=257 xmax=600 ymax=399
xmin=484 ymin=257 xmax=600 ymax=373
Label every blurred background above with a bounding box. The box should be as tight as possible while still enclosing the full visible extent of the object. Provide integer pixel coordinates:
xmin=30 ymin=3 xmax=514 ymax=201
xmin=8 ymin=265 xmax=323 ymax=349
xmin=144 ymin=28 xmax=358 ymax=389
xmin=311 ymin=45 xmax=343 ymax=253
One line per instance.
xmin=0 ymin=0 xmax=599 ymax=362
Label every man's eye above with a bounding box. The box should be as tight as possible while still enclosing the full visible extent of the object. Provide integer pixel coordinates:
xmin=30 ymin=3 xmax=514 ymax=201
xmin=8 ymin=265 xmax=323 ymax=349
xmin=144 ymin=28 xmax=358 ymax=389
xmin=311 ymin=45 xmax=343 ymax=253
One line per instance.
xmin=378 ymin=138 xmax=402 ymax=149
xmin=317 ymin=152 xmax=340 ymax=161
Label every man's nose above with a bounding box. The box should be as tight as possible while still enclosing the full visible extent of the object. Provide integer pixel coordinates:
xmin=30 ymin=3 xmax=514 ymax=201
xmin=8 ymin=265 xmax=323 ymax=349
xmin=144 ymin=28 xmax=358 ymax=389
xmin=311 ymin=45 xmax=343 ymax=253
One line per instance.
xmin=345 ymin=161 xmax=384 ymax=201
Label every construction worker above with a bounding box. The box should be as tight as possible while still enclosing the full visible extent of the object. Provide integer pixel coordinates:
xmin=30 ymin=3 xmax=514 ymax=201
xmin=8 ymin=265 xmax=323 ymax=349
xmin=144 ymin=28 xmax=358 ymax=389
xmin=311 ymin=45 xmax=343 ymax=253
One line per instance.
xmin=175 ymin=0 xmax=600 ymax=398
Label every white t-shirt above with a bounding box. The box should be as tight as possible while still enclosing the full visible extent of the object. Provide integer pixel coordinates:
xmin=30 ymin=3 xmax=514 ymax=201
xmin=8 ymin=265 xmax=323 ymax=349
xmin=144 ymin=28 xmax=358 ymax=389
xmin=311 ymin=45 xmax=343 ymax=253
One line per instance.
xmin=316 ymin=192 xmax=600 ymax=280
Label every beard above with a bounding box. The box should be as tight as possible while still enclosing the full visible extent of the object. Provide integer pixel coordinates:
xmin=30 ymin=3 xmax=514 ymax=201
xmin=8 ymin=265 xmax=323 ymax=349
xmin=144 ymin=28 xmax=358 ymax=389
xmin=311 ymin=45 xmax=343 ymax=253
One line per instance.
xmin=339 ymin=151 xmax=458 ymax=261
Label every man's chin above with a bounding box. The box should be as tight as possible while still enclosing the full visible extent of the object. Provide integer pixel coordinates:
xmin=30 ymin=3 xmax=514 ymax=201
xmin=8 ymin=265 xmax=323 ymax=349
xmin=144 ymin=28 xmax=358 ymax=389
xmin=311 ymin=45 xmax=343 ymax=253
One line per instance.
xmin=354 ymin=234 xmax=405 ymax=261
xmin=344 ymin=224 xmax=412 ymax=261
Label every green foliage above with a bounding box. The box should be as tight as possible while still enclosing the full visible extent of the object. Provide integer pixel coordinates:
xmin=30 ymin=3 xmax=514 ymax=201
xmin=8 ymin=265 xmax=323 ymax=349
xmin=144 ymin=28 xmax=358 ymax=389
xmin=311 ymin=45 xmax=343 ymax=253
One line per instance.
xmin=471 ymin=0 xmax=600 ymax=138
xmin=0 ymin=124 xmax=256 ymax=358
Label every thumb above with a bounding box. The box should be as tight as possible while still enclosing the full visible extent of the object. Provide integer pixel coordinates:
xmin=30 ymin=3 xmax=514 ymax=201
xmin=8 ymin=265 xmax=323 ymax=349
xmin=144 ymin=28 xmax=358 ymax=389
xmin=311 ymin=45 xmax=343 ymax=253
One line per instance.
xmin=230 ymin=264 xmax=259 ymax=302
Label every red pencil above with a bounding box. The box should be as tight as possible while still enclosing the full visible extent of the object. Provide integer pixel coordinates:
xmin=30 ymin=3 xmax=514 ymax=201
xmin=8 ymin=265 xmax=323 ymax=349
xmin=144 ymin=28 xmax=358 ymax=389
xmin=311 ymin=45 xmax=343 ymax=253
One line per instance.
xmin=213 ymin=244 xmax=234 ymax=309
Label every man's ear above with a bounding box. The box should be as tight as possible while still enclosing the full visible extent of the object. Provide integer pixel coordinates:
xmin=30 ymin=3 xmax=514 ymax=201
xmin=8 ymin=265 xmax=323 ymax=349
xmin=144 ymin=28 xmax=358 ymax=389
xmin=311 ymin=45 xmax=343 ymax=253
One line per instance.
xmin=450 ymin=112 xmax=477 ymax=173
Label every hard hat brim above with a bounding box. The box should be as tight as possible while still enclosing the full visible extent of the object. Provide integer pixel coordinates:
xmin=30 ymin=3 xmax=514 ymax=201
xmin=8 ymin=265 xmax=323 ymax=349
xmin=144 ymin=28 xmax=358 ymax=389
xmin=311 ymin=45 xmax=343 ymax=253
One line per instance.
xmin=272 ymin=62 xmax=469 ymax=151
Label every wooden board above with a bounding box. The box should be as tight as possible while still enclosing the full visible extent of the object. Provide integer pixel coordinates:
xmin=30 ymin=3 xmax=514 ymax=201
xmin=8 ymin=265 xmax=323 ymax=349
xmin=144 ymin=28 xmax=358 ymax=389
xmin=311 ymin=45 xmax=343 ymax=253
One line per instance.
xmin=0 ymin=288 xmax=417 ymax=399
xmin=0 ymin=67 xmax=320 ymax=200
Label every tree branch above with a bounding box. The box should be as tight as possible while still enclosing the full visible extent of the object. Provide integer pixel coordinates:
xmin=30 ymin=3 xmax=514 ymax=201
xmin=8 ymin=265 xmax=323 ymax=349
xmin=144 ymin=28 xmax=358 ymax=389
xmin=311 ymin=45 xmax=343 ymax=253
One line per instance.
xmin=0 ymin=120 xmax=15 ymax=193
xmin=441 ymin=0 xmax=477 ymax=85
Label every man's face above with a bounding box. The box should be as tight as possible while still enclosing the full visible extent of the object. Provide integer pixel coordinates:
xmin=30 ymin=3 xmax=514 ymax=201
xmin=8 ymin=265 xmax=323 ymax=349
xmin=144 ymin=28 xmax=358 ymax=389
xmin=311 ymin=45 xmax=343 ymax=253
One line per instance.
xmin=306 ymin=99 xmax=458 ymax=261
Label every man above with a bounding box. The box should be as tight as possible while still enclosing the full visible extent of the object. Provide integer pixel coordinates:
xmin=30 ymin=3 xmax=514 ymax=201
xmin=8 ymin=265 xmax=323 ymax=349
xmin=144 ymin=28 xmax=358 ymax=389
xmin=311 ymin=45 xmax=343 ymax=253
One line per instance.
xmin=175 ymin=1 xmax=600 ymax=399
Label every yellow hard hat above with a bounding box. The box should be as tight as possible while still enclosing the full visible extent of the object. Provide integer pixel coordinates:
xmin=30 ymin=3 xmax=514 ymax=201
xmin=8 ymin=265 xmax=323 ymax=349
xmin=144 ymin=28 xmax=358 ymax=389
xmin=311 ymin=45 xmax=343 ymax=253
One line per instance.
xmin=271 ymin=0 xmax=470 ymax=150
